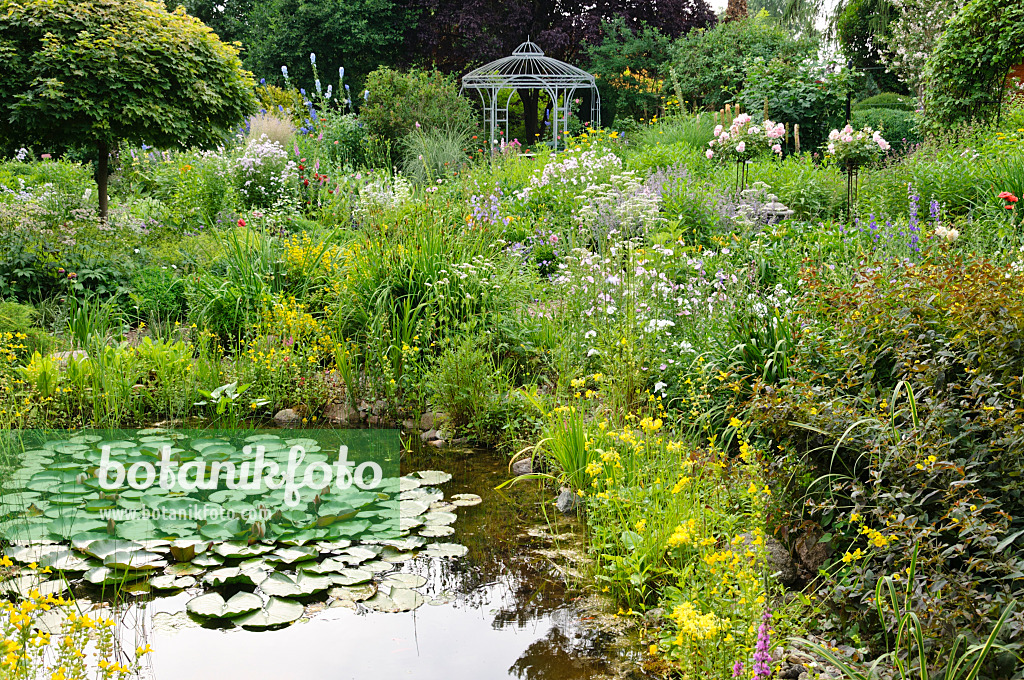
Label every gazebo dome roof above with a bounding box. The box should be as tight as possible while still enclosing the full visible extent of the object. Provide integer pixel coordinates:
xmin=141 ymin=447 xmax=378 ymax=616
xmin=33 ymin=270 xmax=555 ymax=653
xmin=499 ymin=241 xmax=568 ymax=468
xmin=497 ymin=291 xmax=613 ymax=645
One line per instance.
xmin=461 ymin=40 xmax=598 ymax=90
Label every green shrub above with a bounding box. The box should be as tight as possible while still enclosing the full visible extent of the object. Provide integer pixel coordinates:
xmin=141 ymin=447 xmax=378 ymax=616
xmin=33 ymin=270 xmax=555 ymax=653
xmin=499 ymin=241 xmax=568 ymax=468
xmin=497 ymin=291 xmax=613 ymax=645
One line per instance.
xmin=128 ymin=266 xmax=186 ymax=324
xmin=315 ymin=112 xmax=368 ymax=169
xmin=756 ymin=257 xmax=1024 ymax=654
xmin=667 ymin=16 xmax=816 ymax=112
xmin=738 ymin=57 xmax=853 ymax=153
xmin=360 ymin=68 xmax=477 ymax=144
xmin=852 ymin=92 xmax=916 ymax=111
xmin=588 ymin=17 xmax=673 ymax=125
xmin=851 ymin=108 xmax=922 ymax=151
xmin=424 ymin=332 xmax=505 ymax=438
xmin=750 ymin=154 xmax=845 ymax=220
xmin=0 ymin=301 xmax=51 ymax=355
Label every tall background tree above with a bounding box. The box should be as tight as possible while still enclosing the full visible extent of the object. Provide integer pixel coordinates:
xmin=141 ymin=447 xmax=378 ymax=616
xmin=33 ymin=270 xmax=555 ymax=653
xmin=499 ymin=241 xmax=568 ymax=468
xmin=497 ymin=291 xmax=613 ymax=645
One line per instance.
xmin=243 ymin=0 xmax=413 ymax=91
xmin=835 ymin=0 xmax=905 ymax=95
xmin=0 ymin=0 xmax=256 ymax=218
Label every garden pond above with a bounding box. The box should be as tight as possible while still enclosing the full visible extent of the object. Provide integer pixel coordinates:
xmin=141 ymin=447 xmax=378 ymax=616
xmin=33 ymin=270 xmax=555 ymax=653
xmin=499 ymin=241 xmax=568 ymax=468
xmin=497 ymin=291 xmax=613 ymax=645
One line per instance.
xmin=0 ymin=431 xmax=636 ymax=679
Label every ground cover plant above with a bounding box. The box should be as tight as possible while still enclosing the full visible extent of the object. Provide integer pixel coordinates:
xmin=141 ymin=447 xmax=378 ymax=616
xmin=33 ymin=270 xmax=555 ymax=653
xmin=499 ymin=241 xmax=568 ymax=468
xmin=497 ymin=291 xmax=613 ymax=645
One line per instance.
xmin=3 ymin=4 xmax=1024 ymax=679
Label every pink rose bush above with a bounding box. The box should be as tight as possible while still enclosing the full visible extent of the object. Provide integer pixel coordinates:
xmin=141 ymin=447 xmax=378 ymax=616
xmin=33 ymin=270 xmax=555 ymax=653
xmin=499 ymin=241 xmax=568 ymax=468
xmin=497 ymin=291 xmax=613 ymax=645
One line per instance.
xmin=706 ymin=113 xmax=785 ymax=162
xmin=824 ymin=124 xmax=891 ymax=167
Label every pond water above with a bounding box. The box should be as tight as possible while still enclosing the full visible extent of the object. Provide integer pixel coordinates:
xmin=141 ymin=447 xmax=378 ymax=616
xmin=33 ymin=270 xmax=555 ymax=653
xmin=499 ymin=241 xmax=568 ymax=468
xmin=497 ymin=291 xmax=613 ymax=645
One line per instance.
xmin=121 ymin=446 xmax=625 ymax=680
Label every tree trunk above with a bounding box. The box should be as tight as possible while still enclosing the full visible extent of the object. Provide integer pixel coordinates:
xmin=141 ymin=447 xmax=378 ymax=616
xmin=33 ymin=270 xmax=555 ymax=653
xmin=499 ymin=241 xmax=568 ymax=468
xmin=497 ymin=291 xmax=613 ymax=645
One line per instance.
xmin=723 ymin=0 xmax=748 ymax=22
xmin=520 ymin=89 xmax=540 ymax=145
xmin=96 ymin=140 xmax=109 ymax=221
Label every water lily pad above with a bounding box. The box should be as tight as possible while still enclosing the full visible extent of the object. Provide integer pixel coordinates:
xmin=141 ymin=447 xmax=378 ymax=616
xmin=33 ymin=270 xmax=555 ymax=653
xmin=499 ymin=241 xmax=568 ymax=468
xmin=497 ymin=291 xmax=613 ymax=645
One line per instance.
xmin=449 ymin=494 xmax=482 ymax=507
xmin=412 ymin=470 xmax=452 ymax=485
xmin=234 ymin=597 xmax=304 ymax=630
xmin=165 ymin=563 xmax=205 ymax=577
xmin=380 ymin=573 xmax=427 ymax=589
xmin=76 ymin=539 xmax=143 ymax=560
xmin=214 ymin=542 xmax=274 ymax=559
xmin=0 ymin=575 xmax=69 ymax=598
xmin=399 ymin=489 xmax=444 ymax=504
xmin=398 ymin=477 xmax=421 ymax=492
xmin=422 ymin=511 xmax=457 ymax=526
xmin=399 ymin=500 xmax=430 ymax=518
xmin=187 ymin=591 xmax=263 ymax=619
xmin=422 ymin=543 xmax=468 ymax=559
xmin=102 ymin=550 xmax=165 ymax=571
xmin=149 ymin=574 xmax=197 ymax=590
xmin=328 ymin=568 xmax=373 ymax=586
xmin=266 ymin=546 xmax=317 ymax=565
xmin=329 ymin=583 xmax=376 ymax=602
xmin=380 ymin=547 xmax=416 ymax=563
xmin=363 ymin=585 xmax=425 ymax=612
xmin=191 ymin=553 xmax=225 ymax=568
xmin=258 ymin=571 xmax=332 ymax=597
xmin=203 ymin=567 xmax=247 ymax=586
xmin=418 ymin=525 xmax=455 ymax=538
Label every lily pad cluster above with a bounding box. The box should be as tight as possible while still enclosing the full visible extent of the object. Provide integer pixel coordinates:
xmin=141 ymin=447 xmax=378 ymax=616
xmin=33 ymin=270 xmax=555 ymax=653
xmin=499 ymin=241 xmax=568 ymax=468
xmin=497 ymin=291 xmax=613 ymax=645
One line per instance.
xmin=0 ymin=430 xmax=480 ymax=630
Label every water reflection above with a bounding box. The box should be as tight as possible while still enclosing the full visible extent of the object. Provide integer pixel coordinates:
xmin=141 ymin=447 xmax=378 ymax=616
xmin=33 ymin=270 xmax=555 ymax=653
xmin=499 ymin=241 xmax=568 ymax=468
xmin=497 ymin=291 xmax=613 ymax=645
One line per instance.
xmin=131 ymin=446 xmax=621 ymax=679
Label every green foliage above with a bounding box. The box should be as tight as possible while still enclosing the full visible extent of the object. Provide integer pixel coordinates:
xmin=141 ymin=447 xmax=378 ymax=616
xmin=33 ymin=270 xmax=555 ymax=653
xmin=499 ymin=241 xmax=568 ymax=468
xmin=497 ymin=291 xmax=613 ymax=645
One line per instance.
xmin=851 ymin=108 xmax=922 ymax=151
xmin=424 ymin=332 xmax=505 ymax=437
xmin=0 ymin=0 xmax=255 ymax=212
xmin=835 ymin=0 xmax=905 ymax=95
xmin=924 ymin=0 xmax=1024 ymax=128
xmin=360 ymin=68 xmax=478 ymax=144
xmin=243 ymin=0 xmax=411 ymax=89
xmin=667 ymin=16 xmax=816 ymax=112
xmin=0 ymin=301 xmax=51 ymax=355
xmin=400 ymin=125 xmax=472 ymax=185
xmin=739 ymin=57 xmax=852 ymax=152
xmin=588 ymin=18 xmax=673 ymax=125
xmin=128 ymin=266 xmax=186 ymax=324
xmin=853 ymin=93 xmax=916 ymax=111
xmin=312 ymin=113 xmax=368 ymax=169
xmin=757 ymin=258 xmax=1024 ymax=652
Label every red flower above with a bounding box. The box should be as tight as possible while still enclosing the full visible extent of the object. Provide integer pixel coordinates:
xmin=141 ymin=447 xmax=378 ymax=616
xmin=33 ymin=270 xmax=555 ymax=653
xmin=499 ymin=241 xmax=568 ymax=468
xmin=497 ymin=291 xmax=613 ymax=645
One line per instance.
xmin=237 ymin=218 xmax=246 ymax=227
xmin=1007 ymin=205 xmax=1015 ymax=210
xmin=998 ymin=191 xmax=1019 ymax=202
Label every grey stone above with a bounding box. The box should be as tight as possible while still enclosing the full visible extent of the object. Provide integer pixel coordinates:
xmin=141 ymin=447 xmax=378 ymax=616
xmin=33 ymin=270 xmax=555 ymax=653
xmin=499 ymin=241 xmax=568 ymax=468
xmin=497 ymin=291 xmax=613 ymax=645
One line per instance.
xmin=451 ymin=437 xmax=469 ymax=445
xmin=324 ymin=401 xmax=358 ymax=424
xmin=511 ymin=458 xmax=532 ymax=476
xmin=372 ymin=399 xmax=387 ymax=416
xmin=273 ymin=408 xmax=302 ymax=426
xmin=779 ymin=665 xmax=802 ymax=679
xmin=798 ymin=673 xmax=810 ymax=680
xmin=402 ymin=419 xmax=417 ymax=431
xmin=420 ymin=429 xmax=439 ymax=442
xmin=555 ymin=488 xmax=582 ymax=515
xmin=428 ymin=439 xmax=445 ymax=448
xmin=50 ymin=350 xmax=88 ymax=362
xmin=419 ymin=412 xmax=434 ymax=430
xmin=766 ymin=536 xmax=799 ymax=587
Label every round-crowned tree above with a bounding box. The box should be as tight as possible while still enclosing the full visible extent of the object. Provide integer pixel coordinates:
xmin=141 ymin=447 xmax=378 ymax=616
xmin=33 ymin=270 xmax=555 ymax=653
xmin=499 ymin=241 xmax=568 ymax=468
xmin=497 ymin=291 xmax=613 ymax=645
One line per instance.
xmin=0 ymin=0 xmax=256 ymax=218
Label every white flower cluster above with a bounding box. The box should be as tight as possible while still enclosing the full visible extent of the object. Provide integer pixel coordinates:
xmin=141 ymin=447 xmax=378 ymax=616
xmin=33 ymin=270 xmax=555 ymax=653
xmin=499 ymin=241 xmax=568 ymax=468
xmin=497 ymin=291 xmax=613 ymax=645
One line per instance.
xmin=516 ymin=148 xmax=622 ymax=200
xmin=880 ymin=0 xmax=964 ymax=94
xmin=356 ymin=172 xmax=413 ymax=216
xmin=232 ymin=135 xmax=298 ymax=209
xmin=575 ymin=171 xmax=663 ymax=243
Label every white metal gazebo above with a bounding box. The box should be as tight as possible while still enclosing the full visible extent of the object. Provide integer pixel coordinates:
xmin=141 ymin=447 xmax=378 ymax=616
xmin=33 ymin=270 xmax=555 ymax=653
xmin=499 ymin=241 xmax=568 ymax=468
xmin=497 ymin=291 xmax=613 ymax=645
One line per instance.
xmin=461 ymin=39 xmax=601 ymax=149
